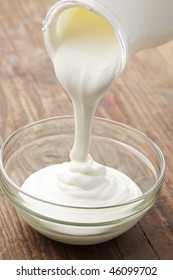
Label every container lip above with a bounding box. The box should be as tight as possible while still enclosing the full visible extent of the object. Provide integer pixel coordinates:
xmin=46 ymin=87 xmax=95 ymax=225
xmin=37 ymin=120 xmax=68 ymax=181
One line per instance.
xmin=43 ymin=0 xmax=127 ymax=76
xmin=0 ymin=116 xmax=165 ymax=210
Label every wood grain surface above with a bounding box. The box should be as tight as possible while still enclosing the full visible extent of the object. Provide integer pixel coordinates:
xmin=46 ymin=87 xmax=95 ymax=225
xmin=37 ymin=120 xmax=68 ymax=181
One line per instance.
xmin=0 ymin=0 xmax=173 ymax=260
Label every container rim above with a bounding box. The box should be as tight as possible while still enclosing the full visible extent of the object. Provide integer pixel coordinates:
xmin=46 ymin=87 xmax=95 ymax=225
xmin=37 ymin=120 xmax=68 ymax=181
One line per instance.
xmin=43 ymin=0 xmax=127 ymax=76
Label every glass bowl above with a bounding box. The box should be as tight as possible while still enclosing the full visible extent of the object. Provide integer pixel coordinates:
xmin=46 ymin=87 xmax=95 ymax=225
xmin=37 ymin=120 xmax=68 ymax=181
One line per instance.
xmin=0 ymin=116 xmax=165 ymax=245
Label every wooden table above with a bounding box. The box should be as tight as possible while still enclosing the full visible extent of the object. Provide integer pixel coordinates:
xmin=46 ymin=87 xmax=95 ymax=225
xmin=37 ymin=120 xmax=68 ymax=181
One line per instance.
xmin=0 ymin=0 xmax=173 ymax=260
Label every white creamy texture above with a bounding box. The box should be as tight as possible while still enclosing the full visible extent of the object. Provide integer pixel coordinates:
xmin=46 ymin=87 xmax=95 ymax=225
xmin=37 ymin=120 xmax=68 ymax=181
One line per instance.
xmin=21 ymin=7 xmax=142 ymax=209
xmin=22 ymin=159 xmax=141 ymax=207
xmin=51 ymin=7 xmax=122 ymax=162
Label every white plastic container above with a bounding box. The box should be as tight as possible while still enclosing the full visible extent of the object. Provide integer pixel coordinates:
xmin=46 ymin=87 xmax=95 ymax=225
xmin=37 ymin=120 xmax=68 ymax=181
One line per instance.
xmin=43 ymin=0 xmax=173 ymax=77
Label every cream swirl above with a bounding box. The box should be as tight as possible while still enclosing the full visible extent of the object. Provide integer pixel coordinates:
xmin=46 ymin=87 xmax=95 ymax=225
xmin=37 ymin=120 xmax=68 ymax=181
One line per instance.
xmin=21 ymin=157 xmax=142 ymax=207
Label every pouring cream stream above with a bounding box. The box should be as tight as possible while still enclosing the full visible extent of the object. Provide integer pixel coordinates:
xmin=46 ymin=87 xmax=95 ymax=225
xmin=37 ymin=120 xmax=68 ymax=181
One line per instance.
xmin=21 ymin=7 xmax=142 ymax=208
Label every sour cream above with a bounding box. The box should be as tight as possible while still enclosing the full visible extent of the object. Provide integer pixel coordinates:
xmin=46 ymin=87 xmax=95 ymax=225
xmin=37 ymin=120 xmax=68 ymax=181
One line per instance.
xmin=21 ymin=7 xmax=142 ymax=214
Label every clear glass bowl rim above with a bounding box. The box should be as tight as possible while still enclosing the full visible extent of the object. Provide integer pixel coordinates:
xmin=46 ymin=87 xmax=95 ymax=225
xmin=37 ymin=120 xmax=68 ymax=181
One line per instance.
xmin=0 ymin=116 xmax=166 ymax=210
